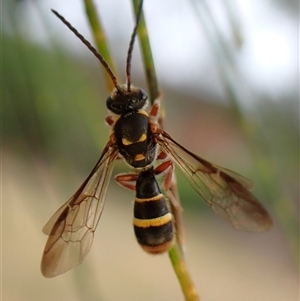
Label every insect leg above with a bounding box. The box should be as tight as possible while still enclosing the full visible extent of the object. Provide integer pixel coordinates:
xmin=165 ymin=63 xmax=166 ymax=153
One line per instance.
xmin=149 ymin=92 xmax=163 ymax=118
xmin=115 ymin=173 xmax=139 ymax=191
xmin=165 ymin=185 xmax=185 ymax=254
xmin=105 ymin=116 xmax=115 ymax=126
xmin=153 ymin=160 xmax=173 ymax=190
xmin=153 ymin=161 xmax=185 ymax=253
xmin=157 ymin=150 xmax=168 ymax=160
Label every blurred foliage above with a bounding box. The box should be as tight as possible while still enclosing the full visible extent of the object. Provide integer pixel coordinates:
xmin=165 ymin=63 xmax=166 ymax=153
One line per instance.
xmin=191 ymin=0 xmax=299 ymax=259
xmin=245 ymin=96 xmax=299 ymax=252
xmin=3 ymin=32 xmax=110 ymax=168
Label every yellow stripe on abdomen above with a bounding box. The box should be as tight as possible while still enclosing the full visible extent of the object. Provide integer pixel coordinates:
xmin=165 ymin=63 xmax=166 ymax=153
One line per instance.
xmin=133 ymin=213 xmax=172 ymax=228
xmin=135 ymin=193 xmax=164 ymax=203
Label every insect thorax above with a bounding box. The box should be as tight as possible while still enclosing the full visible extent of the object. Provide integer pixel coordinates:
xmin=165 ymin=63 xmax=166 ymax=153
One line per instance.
xmin=114 ymin=111 xmax=157 ymax=168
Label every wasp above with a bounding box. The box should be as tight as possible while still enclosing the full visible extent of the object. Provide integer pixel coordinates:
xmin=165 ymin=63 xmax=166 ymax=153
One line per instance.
xmin=41 ymin=0 xmax=272 ymax=278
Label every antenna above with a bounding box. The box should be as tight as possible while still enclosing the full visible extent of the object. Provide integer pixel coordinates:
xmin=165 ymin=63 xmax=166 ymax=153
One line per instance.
xmin=51 ymin=9 xmax=121 ymax=92
xmin=126 ymin=0 xmax=144 ymax=92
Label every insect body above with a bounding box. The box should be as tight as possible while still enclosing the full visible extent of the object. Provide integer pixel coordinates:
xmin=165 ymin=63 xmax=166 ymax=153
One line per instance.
xmin=133 ymin=168 xmax=174 ymax=254
xmin=41 ymin=1 xmax=272 ymax=278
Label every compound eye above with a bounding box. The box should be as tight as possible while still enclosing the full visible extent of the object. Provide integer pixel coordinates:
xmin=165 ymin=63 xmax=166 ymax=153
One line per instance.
xmin=133 ymin=88 xmax=147 ymax=108
xmin=111 ymin=103 xmax=120 ymax=110
xmin=142 ymin=93 xmax=147 ymax=101
xmin=106 ymin=96 xmax=122 ymax=114
xmin=139 ymin=89 xmax=147 ymax=101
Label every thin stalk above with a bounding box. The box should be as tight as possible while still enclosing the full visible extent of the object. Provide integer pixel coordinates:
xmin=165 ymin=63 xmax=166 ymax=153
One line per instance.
xmin=169 ymin=244 xmax=200 ymax=301
xmin=131 ymin=1 xmax=200 ymax=300
xmin=131 ymin=0 xmax=159 ymax=103
xmin=83 ymin=0 xmax=117 ymax=90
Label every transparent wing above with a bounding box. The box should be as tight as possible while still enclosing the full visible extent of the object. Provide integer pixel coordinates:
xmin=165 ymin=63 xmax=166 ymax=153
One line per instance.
xmin=41 ymin=142 xmax=118 ymax=278
xmin=155 ymin=130 xmax=273 ymax=232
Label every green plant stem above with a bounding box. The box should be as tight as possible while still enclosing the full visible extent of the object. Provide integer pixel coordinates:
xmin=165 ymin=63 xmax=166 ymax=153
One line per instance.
xmin=131 ymin=1 xmax=200 ymax=300
xmin=131 ymin=0 xmax=159 ymax=103
xmin=83 ymin=0 xmax=117 ymax=90
xmin=131 ymin=0 xmax=167 ymax=127
xmin=169 ymin=244 xmax=200 ymax=301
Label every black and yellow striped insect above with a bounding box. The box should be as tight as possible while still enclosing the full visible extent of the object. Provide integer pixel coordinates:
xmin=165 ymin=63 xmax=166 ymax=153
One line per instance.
xmin=41 ymin=0 xmax=272 ymax=278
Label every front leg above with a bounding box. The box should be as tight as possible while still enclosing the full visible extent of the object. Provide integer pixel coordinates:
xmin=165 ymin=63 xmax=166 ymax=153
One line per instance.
xmin=149 ymin=93 xmax=163 ymax=119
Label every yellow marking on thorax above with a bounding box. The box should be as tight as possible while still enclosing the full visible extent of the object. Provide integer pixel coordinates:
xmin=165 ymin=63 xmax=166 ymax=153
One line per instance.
xmin=138 ymin=133 xmax=147 ymax=142
xmin=134 ymin=154 xmax=145 ymax=161
xmin=135 ymin=194 xmax=163 ymax=203
xmin=133 ymin=213 xmax=172 ymax=228
xmin=122 ymin=133 xmax=147 ymax=146
xmin=122 ymin=138 xmax=133 ymax=146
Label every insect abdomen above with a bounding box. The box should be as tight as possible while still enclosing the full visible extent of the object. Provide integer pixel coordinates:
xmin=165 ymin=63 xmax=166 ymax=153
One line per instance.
xmin=133 ymin=169 xmax=174 ymax=254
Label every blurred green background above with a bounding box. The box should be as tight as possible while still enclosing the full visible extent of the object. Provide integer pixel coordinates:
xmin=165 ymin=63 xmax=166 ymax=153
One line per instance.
xmin=3 ymin=0 xmax=299 ymax=301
